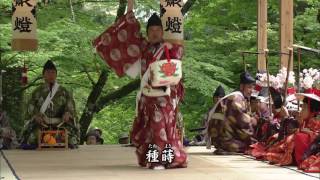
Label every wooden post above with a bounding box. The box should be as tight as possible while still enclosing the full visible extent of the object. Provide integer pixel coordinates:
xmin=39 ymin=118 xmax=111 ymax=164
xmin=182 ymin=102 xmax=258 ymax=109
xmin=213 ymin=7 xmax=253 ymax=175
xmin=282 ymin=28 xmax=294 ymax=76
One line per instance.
xmin=264 ymin=49 xmax=272 ymax=114
xmin=280 ymin=0 xmax=294 ymax=70
xmin=257 ymin=0 xmax=268 ymax=72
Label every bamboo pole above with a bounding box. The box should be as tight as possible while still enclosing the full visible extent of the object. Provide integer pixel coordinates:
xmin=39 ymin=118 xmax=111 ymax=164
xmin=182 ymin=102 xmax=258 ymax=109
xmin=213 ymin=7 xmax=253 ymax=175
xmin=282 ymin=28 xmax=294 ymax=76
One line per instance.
xmin=241 ymin=52 xmax=247 ymax=72
xmin=283 ymin=48 xmax=293 ymax=103
xmin=264 ymin=49 xmax=272 ymax=115
xmin=0 ymin=70 xmax=3 ymax=106
xmin=293 ymin=44 xmax=320 ymax=54
xmin=297 ymin=48 xmax=301 ymax=111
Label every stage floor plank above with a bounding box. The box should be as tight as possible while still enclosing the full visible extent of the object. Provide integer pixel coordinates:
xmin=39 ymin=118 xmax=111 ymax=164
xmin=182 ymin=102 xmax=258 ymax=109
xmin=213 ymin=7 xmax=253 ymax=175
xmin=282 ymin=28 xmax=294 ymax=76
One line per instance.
xmin=0 ymin=145 xmax=318 ymax=180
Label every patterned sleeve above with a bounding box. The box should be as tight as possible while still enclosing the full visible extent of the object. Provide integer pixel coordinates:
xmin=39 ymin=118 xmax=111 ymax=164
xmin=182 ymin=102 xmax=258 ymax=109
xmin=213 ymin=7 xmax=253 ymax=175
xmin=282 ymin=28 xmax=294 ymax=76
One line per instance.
xmin=0 ymin=112 xmax=9 ymax=127
xmin=93 ymin=11 xmax=145 ymax=77
xmin=306 ymin=119 xmax=320 ymax=134
xmin=169 ymin=43 xmax=184 ymax=60
xmin=168 ymin=44 xmax=185 ymax=101
xmin=176 ymin=81 xmax=185 ymax=102
xmin=26 ymin=87 xmax=40 ymax=120
xmin=64 ymin=89 xmax=77 ymax=123
xmin=230 ymin=95 xmax=254 ymax=136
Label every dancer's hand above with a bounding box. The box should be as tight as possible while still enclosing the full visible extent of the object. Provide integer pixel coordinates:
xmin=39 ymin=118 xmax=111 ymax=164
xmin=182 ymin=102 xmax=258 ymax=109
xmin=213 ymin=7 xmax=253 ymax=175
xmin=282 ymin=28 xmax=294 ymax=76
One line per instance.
xmin=163 ymin=42 xmax=173 ymax=49
xmin=34 ymin=113 xmax=44 ymax=124
xmin=251 ymin=117 xmax=258 ymax=126
xmin=127 ymin=0 xmax=134 ymax=12
xmin=63 ymin=112 xmax=71 ymax=123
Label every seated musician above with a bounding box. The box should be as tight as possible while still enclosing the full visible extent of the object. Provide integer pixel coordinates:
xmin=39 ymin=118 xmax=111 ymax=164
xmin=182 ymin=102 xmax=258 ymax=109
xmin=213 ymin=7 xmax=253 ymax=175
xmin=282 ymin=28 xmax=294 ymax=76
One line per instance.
xmin=20 ymin=60 xmax=79 ymax=149
xmin=262 ymin=89 xmax=320 ymax=166
xmin=214 ymin=72 xmax=257 ymax=154
xmin=86 ymin=127 xmax=104 ymax=145
xmin=205 ymin=85 xmax=226 ymax=149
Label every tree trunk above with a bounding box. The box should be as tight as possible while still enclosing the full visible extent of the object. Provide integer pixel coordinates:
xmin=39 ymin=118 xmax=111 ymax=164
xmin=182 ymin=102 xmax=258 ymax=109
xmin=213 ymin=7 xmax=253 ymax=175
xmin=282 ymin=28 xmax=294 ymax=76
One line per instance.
xmin=69 ymin=0 xmax=76 ymax=22
xmin=79 ymin=69 xmax=108 ymax=144
xmin=94 ymin=79 xmax=140 ymax=114
xmin=79 ymin=0 xmax=129 ymax=144
xmin=182 ymin=0 xmax=197 ymax=15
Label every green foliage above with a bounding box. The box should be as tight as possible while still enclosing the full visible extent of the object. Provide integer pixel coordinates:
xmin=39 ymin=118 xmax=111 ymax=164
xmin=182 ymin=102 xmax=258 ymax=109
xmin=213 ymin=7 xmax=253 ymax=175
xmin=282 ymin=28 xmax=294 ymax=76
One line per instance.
xmin=1 ymin=68 xmax=24 ymax=133
xmin=0 ymin=0 xmax=11 ymax=12
xmin=91 ymin=93 xmax=136 ymax=144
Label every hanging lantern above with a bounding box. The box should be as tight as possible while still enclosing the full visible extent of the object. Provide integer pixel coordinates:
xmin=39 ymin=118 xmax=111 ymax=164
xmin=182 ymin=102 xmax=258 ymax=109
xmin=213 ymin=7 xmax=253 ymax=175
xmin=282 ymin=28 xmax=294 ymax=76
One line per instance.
xmin=160 ymin=0 xmax=184 ymax=45
xmin=11 ymin=0 xmax=38 ymax=51
xmin=21 ymin=63 xmax=28 ymax=86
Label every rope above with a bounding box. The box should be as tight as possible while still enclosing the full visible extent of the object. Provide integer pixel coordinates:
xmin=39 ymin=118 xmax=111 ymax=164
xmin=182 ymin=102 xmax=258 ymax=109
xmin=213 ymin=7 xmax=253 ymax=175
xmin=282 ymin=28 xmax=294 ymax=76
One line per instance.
xmin=0 ymin=150 xmax=21 ymax=180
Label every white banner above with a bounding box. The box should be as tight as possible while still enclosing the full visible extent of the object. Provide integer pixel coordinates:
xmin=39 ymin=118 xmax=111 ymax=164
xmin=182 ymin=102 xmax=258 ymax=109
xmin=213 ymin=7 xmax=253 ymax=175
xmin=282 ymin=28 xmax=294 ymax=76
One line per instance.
xmin=12 ymin=0 xmax=38 ymax=51
xmin=160 ymin=0 xmax=184 ymax=44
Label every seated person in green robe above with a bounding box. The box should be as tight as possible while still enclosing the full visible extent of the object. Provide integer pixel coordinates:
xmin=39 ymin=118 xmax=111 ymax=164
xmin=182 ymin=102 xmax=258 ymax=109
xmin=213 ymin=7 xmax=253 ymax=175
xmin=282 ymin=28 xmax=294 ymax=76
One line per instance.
xmin=20 ymin=60 xmax=79 ymax=149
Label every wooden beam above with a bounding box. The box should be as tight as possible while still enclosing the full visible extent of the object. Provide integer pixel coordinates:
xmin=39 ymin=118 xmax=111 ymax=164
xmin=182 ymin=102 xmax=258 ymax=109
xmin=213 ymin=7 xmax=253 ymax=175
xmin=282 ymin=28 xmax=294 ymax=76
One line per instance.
xmin=257 ymin=0 xmax=268 ymax=72
xmin=280 ymin=0 xmax=294 ymax=70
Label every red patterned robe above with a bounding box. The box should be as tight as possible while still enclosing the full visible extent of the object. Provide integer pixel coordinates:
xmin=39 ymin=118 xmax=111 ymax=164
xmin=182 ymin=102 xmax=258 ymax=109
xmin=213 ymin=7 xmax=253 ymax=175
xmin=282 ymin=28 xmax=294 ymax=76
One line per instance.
xmin=297 ymin=118 xmax=320 ymax=172
xmin=130 ymin=42 xmax=187 ymax=169
xmin=266 ymin=117 xmax=320 ymax=166
xmin=300 ymin=153 xmax=320 ymax=173
xmin=93 ymin=12 xmax=187 ymax=169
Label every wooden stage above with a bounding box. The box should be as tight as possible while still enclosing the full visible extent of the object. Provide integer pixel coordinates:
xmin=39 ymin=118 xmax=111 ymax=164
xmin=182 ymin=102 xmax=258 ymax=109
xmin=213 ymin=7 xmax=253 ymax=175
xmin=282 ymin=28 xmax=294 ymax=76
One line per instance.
xmin=0 ymin=145 xmax=318 ymax=180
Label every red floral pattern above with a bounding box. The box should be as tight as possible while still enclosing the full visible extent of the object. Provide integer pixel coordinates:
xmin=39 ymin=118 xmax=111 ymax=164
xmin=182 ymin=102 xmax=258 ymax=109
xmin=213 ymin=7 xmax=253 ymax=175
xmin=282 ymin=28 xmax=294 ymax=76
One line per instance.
xmin=250 ymin=118 xmax=320 ymax=168
xmin=160 ymin=62 xmax=177 ymax=76
xmin=300 ymin=153 xmax=320 ymax=173
xmin=93 ymin=11 xmax=145 ymax=77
